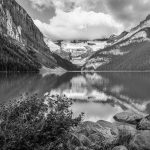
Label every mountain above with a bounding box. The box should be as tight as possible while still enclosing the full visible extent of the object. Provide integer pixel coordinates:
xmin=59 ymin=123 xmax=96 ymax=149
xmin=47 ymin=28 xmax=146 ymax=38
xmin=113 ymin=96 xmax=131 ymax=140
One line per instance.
xmin=107 ymin=31 xmax=129 ymax=44
xmin=0 ymin=0 xmax=77 ymax=71
xmin=45 ymin=38 xmax=80 ymax=70
xmin=83 ymin=15 xmax=150 ymax=71
xmin=46 ymin=40 xmax=107 ymax=67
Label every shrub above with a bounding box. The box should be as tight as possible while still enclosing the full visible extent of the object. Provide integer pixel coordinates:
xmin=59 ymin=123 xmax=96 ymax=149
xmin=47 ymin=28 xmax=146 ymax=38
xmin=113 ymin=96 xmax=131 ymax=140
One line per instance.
xmin=0 ymin=94 xmax=83 ymax=150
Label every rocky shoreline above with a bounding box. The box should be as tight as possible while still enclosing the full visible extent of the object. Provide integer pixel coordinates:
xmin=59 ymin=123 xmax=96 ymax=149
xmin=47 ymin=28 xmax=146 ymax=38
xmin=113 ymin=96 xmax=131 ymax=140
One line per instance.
xmin=71 ymin=111 xmax=150 ymax=150
xmin=1 ymin=94 xmax=150 ymax=150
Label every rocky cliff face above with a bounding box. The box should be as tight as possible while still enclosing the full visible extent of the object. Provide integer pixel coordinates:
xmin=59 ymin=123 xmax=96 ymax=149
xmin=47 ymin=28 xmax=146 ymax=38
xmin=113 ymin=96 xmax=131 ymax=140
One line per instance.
xmin=0 ymin=0 xmax=58 ymax=71
xmin=0 ymin=0 xmax=48 ymax=52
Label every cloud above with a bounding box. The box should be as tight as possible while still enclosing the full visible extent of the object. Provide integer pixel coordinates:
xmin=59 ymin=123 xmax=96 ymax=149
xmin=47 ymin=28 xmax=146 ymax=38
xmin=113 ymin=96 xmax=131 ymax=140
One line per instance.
xmin=34 ymin=8 xmax=123 ymax=40
xmin=28 ymin=0 xmax=150 ymax=40
xmin=29 ymin=0 xmax=150 ymax=25
xmin=28 ymin=0 xmax=52 ymax=10
xmin=27 ymin=0 xmax=106 ymax=13
xmin=106 ymin=0 xmax=150 ymax=28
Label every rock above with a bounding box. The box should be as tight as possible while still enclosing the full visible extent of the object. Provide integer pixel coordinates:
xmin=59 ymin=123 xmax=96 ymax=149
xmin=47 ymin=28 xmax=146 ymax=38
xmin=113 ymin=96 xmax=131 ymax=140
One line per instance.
xmin=114 ymin=125 xmax=136 ymax=148
xmin=97 ymin=120 xmax=117 ymax=129
xmin=130 ymin=130 xmax=150 ymax=150
xmin=97 ymin=120 xmax=119 ymax=137
xmin=112 ymin=145 xmax=128 ymax=150
xmin=114 ymin=111 xmax=144 ymax=125
xmin=137 ymin=115 xmax=150 ymax=130
xmin=113 ymin=120 xmax=135 ymax=127
xmin=78 ymin=121 xmax=119 ymax=147
xmin=117 ymin=125 xmax=137 ymax=137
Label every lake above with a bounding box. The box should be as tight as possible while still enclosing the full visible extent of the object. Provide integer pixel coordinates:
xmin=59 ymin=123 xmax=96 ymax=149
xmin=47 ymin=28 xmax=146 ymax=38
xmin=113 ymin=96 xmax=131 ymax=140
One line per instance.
xmin=0 ymin=72 xmax=150 ymax=122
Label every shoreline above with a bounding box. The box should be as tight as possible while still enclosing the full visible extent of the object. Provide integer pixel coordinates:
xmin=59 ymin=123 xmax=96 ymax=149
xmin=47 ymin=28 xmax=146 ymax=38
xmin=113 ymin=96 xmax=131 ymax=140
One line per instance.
xmin=72 ymin=111 xmax=150 ymax=150
xmin=0 ymin=94 xmax=150 ymax=150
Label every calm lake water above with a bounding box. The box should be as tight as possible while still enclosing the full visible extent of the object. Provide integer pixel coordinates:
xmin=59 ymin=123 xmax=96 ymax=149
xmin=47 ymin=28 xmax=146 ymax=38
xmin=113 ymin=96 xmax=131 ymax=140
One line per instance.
xmin=0 ymin=72 xmax=150 ymax=122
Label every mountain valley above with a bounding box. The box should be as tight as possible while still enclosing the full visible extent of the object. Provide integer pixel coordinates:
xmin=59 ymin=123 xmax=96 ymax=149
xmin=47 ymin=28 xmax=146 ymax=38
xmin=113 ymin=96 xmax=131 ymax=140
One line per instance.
xmin=1 ymin=0 xmax=150 ymax=72
xmin=0 ymin=0 xmax=77 ymax=72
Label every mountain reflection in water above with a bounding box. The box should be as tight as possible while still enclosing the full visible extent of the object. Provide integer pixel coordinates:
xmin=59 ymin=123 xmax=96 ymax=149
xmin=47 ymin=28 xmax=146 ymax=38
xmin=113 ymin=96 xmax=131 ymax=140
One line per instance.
xmin=0 ymin=72 xmax=150 ymax=122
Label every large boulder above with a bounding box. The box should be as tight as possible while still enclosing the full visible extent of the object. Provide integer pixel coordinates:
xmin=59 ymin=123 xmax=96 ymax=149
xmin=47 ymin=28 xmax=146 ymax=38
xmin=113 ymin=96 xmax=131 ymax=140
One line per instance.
xmin=97 ymin=120 xmax=117 ymax=129
xmin=130 ymin=130 xmax=150 ymax=150
xmin=112 ymin=145 xmax=128 ymax=150
xmin=97 ymin=120 xmax=119 ymax=134
xmin=137 ymin=115 xmax=150 ymax=130
xmin=114 ymin=125 xmax=137 ymax=148
xmin=75 ymin=121 xmax=119 ymax=147
xmin=117 ymin=125 xmax=137 ymax=137
xmin=113 ymin=111 xmax=144 ymax=125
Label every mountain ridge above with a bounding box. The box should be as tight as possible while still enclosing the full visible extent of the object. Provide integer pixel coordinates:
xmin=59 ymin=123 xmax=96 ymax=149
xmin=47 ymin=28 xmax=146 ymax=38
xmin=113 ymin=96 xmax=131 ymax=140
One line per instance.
xmin=83 ymin=14 xmax=150 ymax=71
xmin=0 ymin=0 xmax=78 ymax=72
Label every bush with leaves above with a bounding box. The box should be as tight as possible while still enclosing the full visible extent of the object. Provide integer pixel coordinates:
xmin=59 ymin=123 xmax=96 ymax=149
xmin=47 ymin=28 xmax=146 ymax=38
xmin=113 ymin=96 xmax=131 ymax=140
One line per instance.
xmin=0 ymin=94 xmax=83 ymax=150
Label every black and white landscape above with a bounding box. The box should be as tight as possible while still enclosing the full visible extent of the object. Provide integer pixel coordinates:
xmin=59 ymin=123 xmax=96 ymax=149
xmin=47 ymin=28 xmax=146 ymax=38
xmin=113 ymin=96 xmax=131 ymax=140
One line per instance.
xmin=0 ymin=0 xmax=150 ymax=150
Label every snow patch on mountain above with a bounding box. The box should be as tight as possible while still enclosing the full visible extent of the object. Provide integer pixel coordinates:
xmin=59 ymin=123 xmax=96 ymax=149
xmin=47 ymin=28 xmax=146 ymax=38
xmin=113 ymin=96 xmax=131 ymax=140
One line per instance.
xmin=62 ymin=41 xmax=107 ymax=52
xmin=112 ymin=19 xmax=150 ymax=45
xmin=84 ymin=48 xmax=130 ymax=70
xmin=61 ymin=41 xmax=108 ymax=66
xmin=131 ymin=31 xmax=147 ymax=39
xmin=44 ymin=38 xmax=60 ymax=52
xmin=101 ymin=49 xmax=128 ymax=56
xmin=62 ymin=42 xmax=87 ymax=52
xmin=44 ymin=38 xmax=109 ymax=67
xmin=88 ymin=41 xmax=107 ymax=51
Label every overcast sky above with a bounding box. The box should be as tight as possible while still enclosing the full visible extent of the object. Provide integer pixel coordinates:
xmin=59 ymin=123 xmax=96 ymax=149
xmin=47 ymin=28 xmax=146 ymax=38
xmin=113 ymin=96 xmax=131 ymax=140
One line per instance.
xmin=16 ymin=0 xmax=150 ymax=40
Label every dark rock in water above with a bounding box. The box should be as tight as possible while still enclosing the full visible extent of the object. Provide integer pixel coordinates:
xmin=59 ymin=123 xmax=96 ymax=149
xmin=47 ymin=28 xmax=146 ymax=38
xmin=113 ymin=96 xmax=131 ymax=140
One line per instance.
xmin=130 ymin=130 xmax=150 ymax=150
xmin=113 ymin=111 xmax=144 ymax=125
xmin=112 ymin=145 xmax=128 ymax=150
xmin=137 ymin=114 xmax=150 ymax=130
